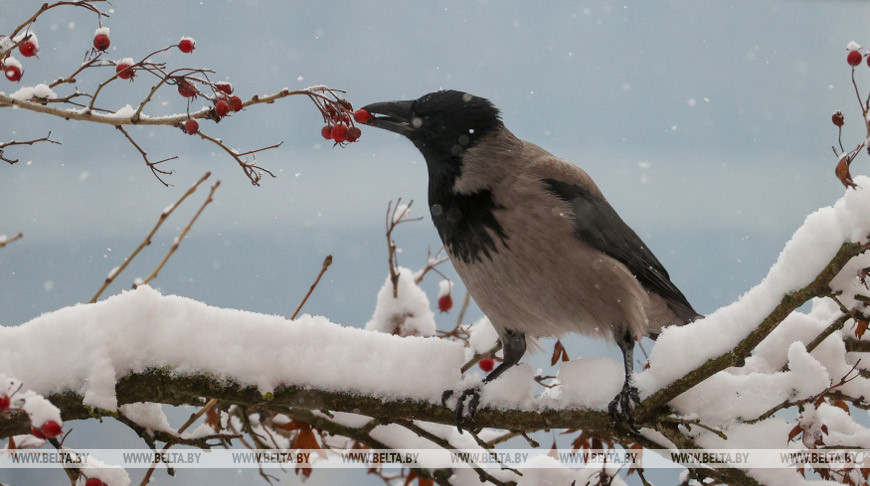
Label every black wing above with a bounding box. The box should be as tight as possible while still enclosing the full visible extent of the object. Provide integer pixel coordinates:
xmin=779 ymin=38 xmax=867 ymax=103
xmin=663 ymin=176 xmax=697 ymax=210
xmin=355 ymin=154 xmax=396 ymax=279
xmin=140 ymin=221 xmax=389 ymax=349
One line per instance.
xmin=543 ymin=178 xmax=699 ymax=323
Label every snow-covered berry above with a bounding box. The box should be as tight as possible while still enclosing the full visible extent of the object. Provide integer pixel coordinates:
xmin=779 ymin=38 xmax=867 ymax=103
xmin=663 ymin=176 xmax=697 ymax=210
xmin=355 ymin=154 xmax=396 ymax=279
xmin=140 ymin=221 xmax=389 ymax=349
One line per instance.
xmin=321 ymin=125 xmax=333 ymax=140
xmin=177 ymin=79 xmax=197 ymax=98
xmin=847 ymin=50 xmax=862 ymax=67
xmin=184 ymin=118 xmax=199 ymax=135
xmin=346 ymin=126 xmax=362 ymax=142
xmin=19 ymin=40 xmax=38 ymax=58
xmin=229 ymin=95 xmax=243 ymax=112
xmin=353 ymin=109 xmax=372 ymax=124
xmin=478 ymin=358 xmax=494 ymax=372
xmin=215 ymin=82 xmax=233 ymax=95
xmin=116 ymin=60 xmax=135 ymax=80
xmin=214 ymin=99 xmax=230 ymax=117
xmin=4 ymin=64 xmax=22 ymax=82
xmin=93 ymin=32 xmax=110 ymax=51
xmin=331 ymin=124 xmax=348 ymax=142
xmin=178 ymin=37 xmax=195 ymax=53
xmin=832 ymin=110 xmax=844 ymax=127
xmin=85 ymin=478 xmax=108 ymax=486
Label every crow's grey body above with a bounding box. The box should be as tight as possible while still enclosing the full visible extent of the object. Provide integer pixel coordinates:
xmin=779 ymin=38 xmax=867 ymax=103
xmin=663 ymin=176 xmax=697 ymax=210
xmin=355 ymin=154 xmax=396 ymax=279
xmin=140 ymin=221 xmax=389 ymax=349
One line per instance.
xmin=360 ymin=90 xmax=700 ymax=427
xmin=450 ymin=127 xmax=686 ymax=344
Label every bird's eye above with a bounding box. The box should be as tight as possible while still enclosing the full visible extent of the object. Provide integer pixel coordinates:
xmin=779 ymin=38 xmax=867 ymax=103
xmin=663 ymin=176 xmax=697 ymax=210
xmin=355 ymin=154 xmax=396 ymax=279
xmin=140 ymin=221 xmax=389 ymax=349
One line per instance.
xmin=411 ymin=117 xmax=423 ymax=129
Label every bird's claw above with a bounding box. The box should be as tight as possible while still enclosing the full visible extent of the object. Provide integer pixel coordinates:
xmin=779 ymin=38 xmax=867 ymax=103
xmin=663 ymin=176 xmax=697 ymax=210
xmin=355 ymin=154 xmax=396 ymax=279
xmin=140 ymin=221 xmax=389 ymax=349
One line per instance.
xmin=442 ymin=387 xmax=481 ymax=433
xmin=608 ymin=383 xmax=641 ymax=433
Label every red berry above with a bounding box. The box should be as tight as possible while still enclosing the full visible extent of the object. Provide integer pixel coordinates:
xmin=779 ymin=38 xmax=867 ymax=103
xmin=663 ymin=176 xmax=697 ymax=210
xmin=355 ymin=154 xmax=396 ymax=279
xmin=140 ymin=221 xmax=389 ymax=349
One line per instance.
xmin=184 ymin=118 xmax=199 ymax=135
xmin=39 ymin=420 xmax=62 ymax=439
xmin=30 ymin=426 xmax=46 ymax=439
xmin=848 ymin=50 xmax=862 ymax=67
xmin=228 ymin=95 xmax=243 ymax=112
xmin=116 ymin=62 xmax=134 ymax=80
xmin=93 ymin=33 xmax=110 ymax=51
xmin=85 ymin=478 xmax=107 ymax=486
xmin=478 ymin=358 xmax=494 ymax=372
xmin=215 ymin=82 xmax=233 ymax=95
xmin=331 ymin=124 xmax=348 ymax=142
xmin=321 ymin=125 xmax=333 ymax=140
xmin=832 ymin=110 xmax=845 ymax=127
xmin=437 ymin=294 xmax=453 ymax=313
xmin=19 ymin=41 xmax=38 ymax=58
xmin=0 ymin=394 xmax=9 ymax=411
xmin=214 ymin=99 xmax=230 ymax=117
xmin=177 ymin=79 xmax=197 ymax=98
xmin=345 ymin=126 xmax=362 ymax=142
xmin=4 ymin=65 xmax=22 ymax=82
xmin=353 ymin=109 xmax=372 ymax=124
xmin=178 ymin=38 xmax=195 ymax=53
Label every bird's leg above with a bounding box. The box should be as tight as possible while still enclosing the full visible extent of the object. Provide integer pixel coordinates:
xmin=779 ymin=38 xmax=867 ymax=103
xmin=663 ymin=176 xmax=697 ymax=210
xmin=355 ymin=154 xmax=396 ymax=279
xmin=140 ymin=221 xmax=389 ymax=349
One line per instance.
xmin=608 ymin=329 xmax=641 ymax=431
xmin=443 ymin=330 xmax=526 ymax=433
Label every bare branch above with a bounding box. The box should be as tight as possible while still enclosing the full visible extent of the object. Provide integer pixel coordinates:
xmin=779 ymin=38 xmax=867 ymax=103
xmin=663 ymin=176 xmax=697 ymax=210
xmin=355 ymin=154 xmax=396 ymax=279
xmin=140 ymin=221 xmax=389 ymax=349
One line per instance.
xmin=0 ymin=132 xmax=61 ymax=164
xmin=0 ymin=232 xmax=23 ymax=249
xmin=195 ymin=132 xmax=279 ymax=185
xmin=134 ymin=179 xmax=220 ymax=289
xmin=290 ymin=255 xmax=333 ymax=320
xmin=115 ymin=126 xmax=176 ymax=186
xmin=90 ymin=172 xmax=212 ymax=303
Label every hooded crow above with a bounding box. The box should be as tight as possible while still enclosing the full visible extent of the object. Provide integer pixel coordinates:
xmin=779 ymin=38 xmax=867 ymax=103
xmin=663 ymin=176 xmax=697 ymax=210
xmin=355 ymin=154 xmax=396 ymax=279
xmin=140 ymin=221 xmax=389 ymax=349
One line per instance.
xmin=360 ymin=90 xmax=701 ymax=429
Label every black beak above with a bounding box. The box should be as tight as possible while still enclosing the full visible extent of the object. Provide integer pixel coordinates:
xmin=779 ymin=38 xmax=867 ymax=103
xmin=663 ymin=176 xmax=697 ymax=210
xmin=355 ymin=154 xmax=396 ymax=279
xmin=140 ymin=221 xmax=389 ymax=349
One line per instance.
xmin=359 ymin=100 xmax=415 ymax=136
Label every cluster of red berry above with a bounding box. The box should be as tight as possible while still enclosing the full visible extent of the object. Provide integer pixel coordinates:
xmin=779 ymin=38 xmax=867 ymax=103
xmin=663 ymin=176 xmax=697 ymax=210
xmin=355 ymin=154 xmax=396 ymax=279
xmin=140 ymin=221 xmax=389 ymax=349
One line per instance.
xmin=1 ymin=388 xmax=107 ymax=484
xmin=320 ymin=108 xmax=372 ymax=144
xmin=2 ymin=34 xmax=38 ymax=82
xmin=182 ymin=81 xmax=244 ymax=135
xmin=0 ymin=391 xmax=62 ymax=440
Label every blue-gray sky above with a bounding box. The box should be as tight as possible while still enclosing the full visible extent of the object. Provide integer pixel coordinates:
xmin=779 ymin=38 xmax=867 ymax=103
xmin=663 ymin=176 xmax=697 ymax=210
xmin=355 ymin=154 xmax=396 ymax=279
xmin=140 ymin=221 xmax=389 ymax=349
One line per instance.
xmin=2 ymin=1 xmax=870 ymax=484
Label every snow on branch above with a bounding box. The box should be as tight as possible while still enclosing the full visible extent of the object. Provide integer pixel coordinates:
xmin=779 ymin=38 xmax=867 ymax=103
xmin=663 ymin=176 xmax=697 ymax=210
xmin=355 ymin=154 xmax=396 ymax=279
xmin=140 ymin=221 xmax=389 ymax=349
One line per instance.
xmin=4 ymin=177 xmax=870 ymax=484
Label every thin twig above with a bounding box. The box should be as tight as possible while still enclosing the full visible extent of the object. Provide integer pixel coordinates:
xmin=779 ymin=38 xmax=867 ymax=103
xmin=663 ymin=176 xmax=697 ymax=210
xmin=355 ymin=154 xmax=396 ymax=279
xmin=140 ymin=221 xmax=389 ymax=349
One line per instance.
xmin=746 ymin=360 xmax=863 ymax=425
xmin=115 ymin=126 xmax=177 ymax=186
xmin=139 ymin=398 xmax=219 ymax=486
xmin=195 ymin=132 xmax=279 ymax=185
xmin=0 ymin=133 xmax=61 ymax=164
xmin=90 ymin=172 xmax=211 ymax=303
xmin=291 ymin=255 xmax=333 ymax=320
xmin=0 ymin=233 xmax=23 ymax=249
xmin=385 ymin=199 xmax=423 ymax=298
xmin=393 ymin=418 xmax=520 ymax=486
xmin=454 ymin=291 xmax=472 ymax=329
xmin=134 ymin=179 xmax=220 ymax=288
xmin=414 ymin=246 xmax=450 ymax=284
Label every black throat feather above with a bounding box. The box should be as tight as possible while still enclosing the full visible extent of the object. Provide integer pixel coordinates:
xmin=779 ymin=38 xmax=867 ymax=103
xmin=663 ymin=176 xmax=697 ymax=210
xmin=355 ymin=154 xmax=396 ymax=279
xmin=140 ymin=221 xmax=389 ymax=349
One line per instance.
xmin=426 ymin=155 xmax=508 ymax=264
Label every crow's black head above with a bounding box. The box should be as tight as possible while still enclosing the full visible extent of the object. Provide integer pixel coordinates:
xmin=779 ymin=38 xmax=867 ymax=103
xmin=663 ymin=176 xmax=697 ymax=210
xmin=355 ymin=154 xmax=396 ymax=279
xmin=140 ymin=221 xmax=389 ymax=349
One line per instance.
xmin=361 ymin=90 xmax=502 ymax=163
xmin=361 ymin=90 xmax=508 ymax=264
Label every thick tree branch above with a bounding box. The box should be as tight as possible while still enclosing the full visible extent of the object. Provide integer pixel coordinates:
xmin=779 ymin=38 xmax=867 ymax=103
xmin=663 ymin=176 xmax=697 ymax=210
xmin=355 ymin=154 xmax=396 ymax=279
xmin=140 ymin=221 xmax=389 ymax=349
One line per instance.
xmin=0 ymin=369 xmax=612 ymax=440
xmin=637 ymin=240 xmax=870 ymax=422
